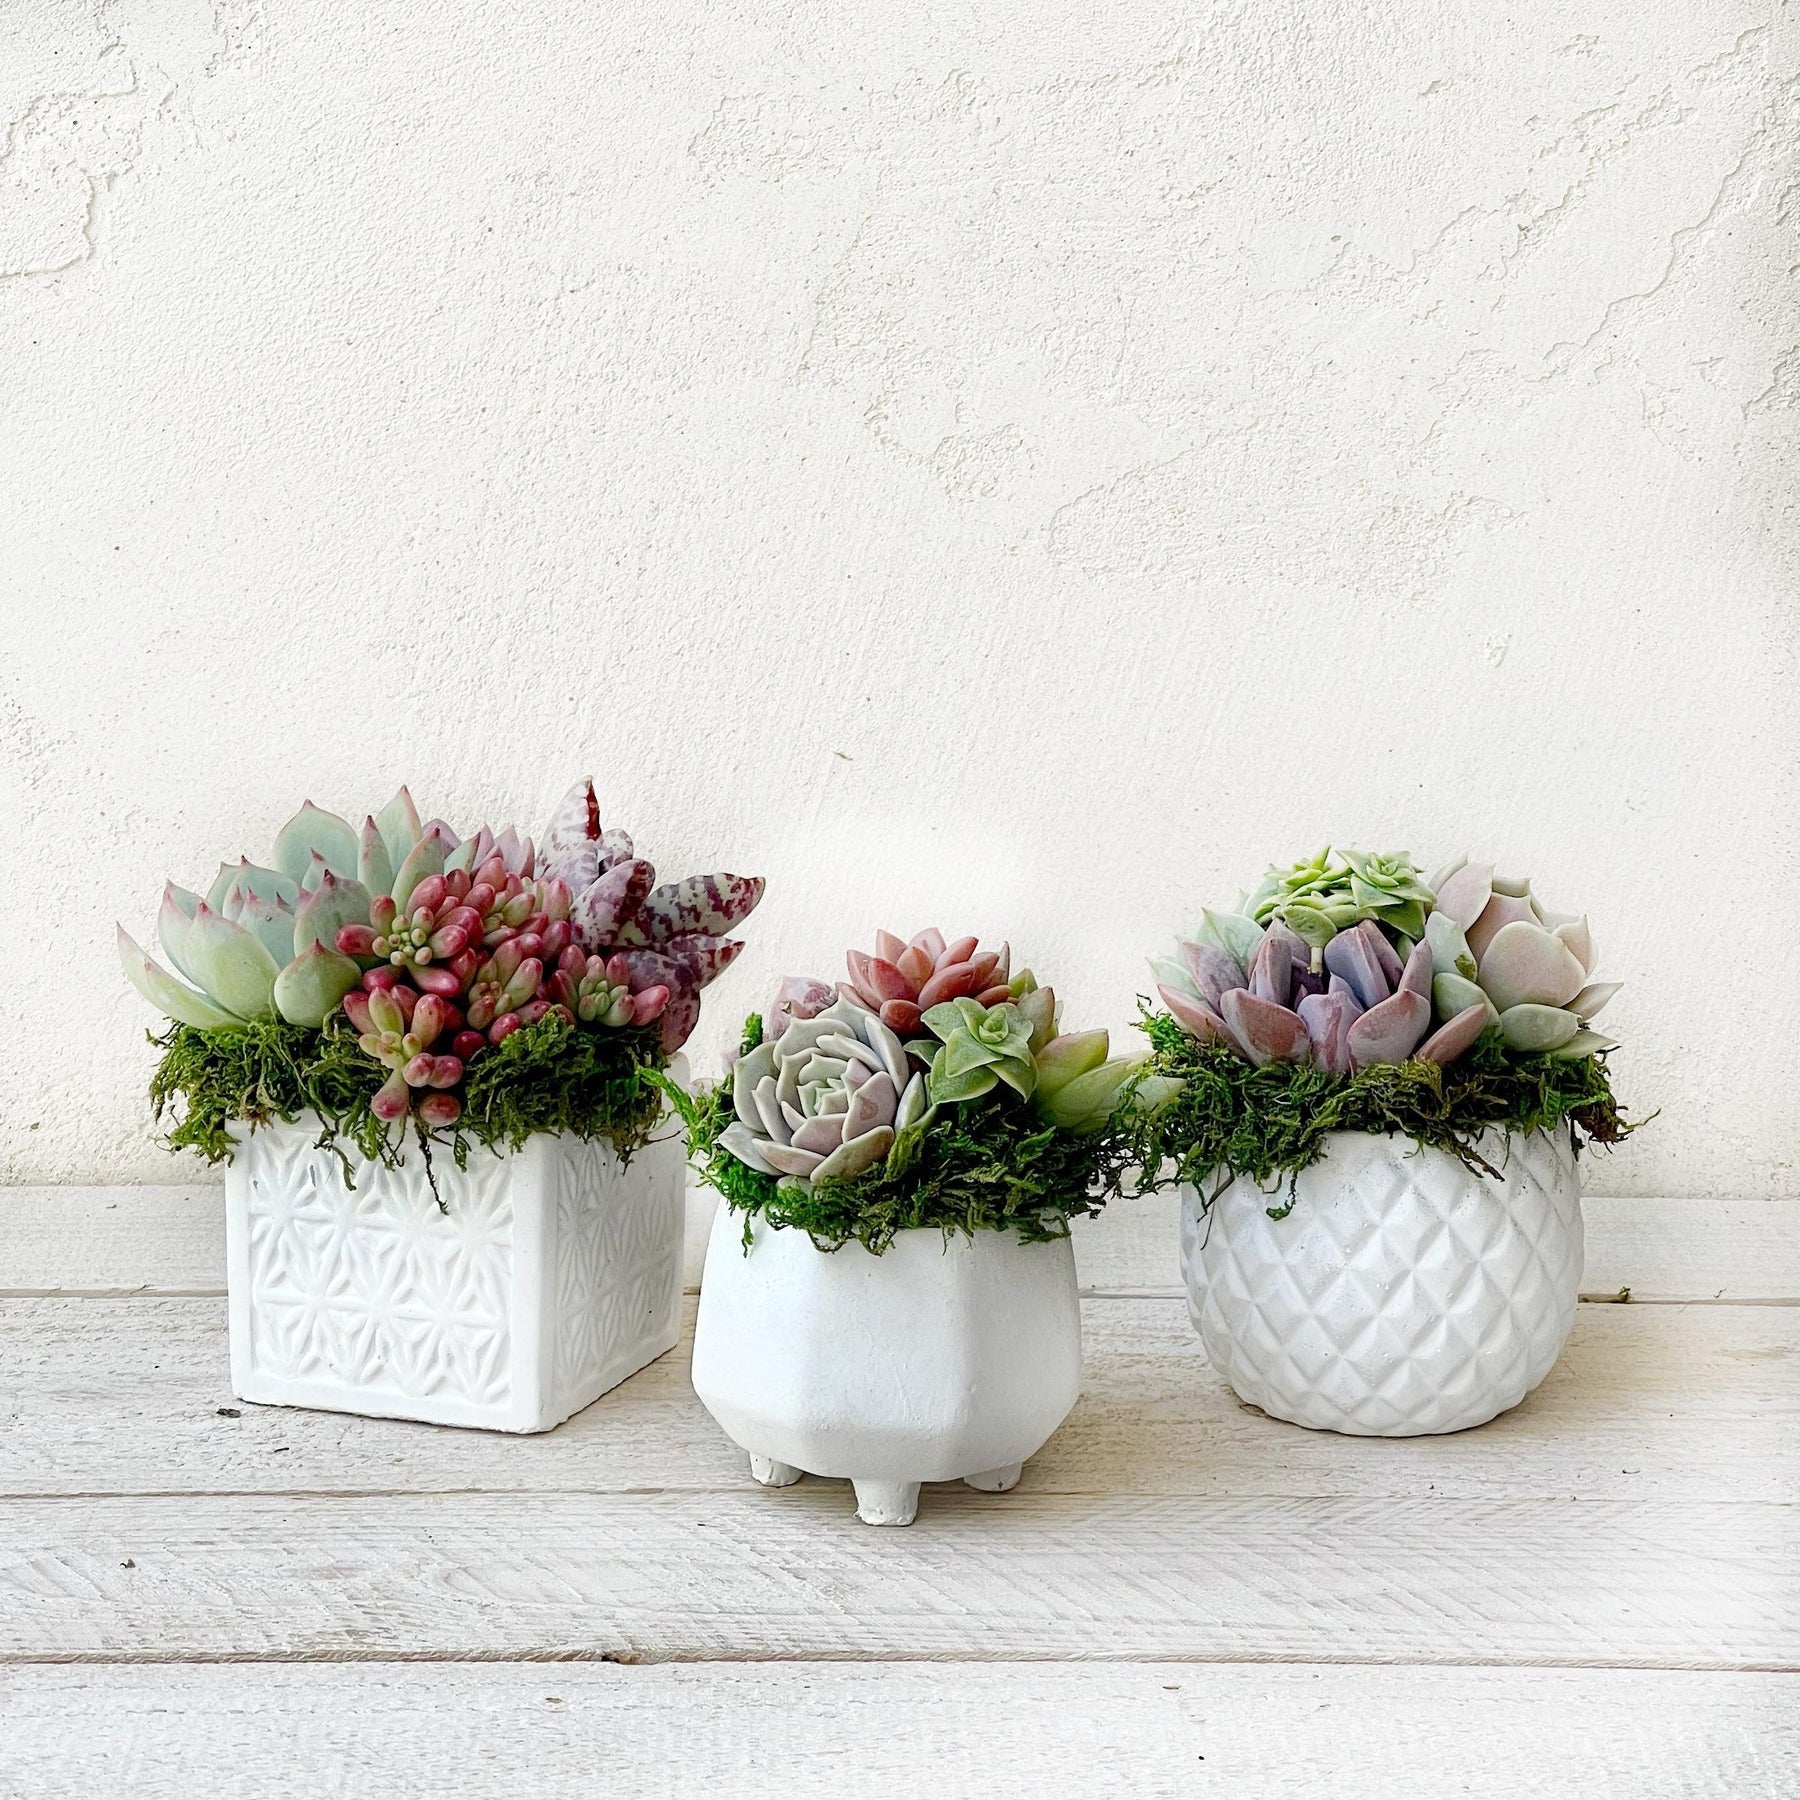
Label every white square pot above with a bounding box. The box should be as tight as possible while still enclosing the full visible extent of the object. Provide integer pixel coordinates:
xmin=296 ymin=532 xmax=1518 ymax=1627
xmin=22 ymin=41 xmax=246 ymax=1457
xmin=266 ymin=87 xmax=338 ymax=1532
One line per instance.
xmin=225 ymin=1116 xmax=686 ymax=1432
xmin=691 ymin=1205 xmax=1083 ymax=1524
xmin=1180 ymin=1126 xmax=1583 ymax=1436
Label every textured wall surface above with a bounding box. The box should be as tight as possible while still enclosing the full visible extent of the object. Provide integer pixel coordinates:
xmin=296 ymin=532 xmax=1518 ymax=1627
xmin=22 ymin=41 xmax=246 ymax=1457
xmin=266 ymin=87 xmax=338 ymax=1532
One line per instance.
xmin=1 ymin=2 xmax=1795 ymax=1195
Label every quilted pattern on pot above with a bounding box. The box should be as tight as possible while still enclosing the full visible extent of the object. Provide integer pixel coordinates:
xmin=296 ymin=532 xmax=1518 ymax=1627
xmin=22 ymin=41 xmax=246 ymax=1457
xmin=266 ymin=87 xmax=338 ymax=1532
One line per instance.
xmin=1180 ymin=1128 xmax=1583 ymax=1436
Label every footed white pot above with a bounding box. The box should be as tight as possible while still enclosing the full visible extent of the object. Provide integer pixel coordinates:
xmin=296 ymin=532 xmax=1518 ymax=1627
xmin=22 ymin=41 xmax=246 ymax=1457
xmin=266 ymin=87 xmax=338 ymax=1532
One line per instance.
xmin=1180 ymin=1127 xmax=1583 ymax=1437
xmin=691 ymin=1206 xmax=1082 ymax=1525
xmin=225 ymin=1113 xmax=685 ymax=1433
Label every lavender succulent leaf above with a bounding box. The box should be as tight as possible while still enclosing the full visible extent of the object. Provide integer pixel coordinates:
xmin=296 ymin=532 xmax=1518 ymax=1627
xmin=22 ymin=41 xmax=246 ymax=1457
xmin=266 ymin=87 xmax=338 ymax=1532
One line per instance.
xmin=1345 ymin=988 xmax=1430 ymax=1068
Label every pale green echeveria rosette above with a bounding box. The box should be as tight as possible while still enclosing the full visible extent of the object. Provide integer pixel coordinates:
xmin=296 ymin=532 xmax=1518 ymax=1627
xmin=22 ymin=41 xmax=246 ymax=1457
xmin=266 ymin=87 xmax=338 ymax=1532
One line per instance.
xmin=115 ymin=791 xmax=438 ymax=1031
xmin=721 ymin=997 xmax=932 ymax=1188
xmin=1242 ymin=846 xmax=1436 ymax=954
xmin=1427 ymin=856 xmax=1621 ymax=1059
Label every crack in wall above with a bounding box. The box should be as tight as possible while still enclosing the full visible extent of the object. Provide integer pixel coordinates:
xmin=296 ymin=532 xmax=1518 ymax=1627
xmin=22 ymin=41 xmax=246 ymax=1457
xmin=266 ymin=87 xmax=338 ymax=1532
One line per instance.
xmin=0 ymin=0 xmax=263 ymax=284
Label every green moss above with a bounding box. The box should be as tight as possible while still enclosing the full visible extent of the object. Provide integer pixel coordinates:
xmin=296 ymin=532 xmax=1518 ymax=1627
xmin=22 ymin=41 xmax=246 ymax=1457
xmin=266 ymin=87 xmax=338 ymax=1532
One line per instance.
xmin=1121 ymin=1007 xmax=1643 ymax=1219
xmin=657 ymin=1015 xmax=1130 ymax=1255
xmin=148 ymin=1012 xmax=666 ymax=1182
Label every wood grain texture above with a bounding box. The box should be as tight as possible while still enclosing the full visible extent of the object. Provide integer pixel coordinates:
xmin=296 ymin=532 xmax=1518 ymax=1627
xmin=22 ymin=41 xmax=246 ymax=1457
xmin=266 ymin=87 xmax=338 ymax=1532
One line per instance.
xmin=2 ymin=1661 xmax=1794 ymax=1800
xmin=8 ymin=1183 xmax=1799 ymax=1300
xmin=4 ymin=1297 xmax=1796 ymax=1504
xmin=2 ymin=1487 xmax=1792 ymax=1668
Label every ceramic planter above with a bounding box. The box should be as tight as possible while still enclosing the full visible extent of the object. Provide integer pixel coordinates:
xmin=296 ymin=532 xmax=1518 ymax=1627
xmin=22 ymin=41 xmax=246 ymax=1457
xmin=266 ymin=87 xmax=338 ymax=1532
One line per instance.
xmin=225 ymin=1111 xmax=686 ymax=1433
xmin=691 ymin=1205 xmax=1082 ymax=1525
xmin=1180 ymin=1126 xmax=1582 ymax=1436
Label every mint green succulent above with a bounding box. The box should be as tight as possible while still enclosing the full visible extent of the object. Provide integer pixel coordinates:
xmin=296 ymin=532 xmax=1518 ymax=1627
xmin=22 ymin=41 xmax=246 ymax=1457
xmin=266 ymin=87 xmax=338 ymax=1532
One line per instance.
xmin=118 ymin=791 xmax=423 ymax=1030
xmin=1242 ymin=846 xmax=1435 ymax=951
xmin=909 ymin=982 xmax=1177 ymax=1134
xmin=1033 ymin=1028 xmax=1181 ymax=1133
xmin=912 ymin=997 xmax=1038 ymax=1104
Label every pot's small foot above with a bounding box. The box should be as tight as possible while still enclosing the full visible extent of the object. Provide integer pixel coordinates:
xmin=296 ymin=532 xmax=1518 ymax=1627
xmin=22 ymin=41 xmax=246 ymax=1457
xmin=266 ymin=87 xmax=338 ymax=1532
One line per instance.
xmin=852 ymin=1479 xmax=920 ymax=1526
xmin=963 ymin=1462 xmax=1022 ymax=1493
xmin=748 ymin=1455 xmax=802 ymax=1488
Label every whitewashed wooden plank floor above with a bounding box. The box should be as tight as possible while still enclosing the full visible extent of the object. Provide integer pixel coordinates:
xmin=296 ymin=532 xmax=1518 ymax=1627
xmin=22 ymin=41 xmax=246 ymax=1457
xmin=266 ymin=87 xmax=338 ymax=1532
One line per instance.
xmin=2 ymin=1184 xmax=1796 ymax=1797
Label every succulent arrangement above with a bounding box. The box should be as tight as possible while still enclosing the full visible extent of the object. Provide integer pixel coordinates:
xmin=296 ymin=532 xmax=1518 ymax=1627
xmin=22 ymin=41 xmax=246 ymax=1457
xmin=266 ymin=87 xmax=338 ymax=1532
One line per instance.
xmin=1130 ymin=849 xmax=1637 ymax=1203
xmin=123 ymin=782 xmax=762 ymax=1161
xmin=1153 ymin=851 xmax=1620 ymax=1076
xmin=677 ymin=928 xmax=1173 ymax=1253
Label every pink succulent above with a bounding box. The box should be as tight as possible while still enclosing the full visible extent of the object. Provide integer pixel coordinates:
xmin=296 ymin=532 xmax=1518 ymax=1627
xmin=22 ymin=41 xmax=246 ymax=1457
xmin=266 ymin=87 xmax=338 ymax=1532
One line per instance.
xmin=841 ymin=928 xmax=1013 ymax=1038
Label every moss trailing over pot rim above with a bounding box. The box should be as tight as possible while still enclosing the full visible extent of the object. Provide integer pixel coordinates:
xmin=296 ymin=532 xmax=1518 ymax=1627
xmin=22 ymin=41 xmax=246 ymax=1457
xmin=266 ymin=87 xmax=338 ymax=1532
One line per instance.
xmin=660 ymin=1015 xmax=1133 ymax=1256
xmin=1122 ymin=1007 xmax=1642 ymax=1219
xmin=149 ymin=1010 xmax=668 ymax=1177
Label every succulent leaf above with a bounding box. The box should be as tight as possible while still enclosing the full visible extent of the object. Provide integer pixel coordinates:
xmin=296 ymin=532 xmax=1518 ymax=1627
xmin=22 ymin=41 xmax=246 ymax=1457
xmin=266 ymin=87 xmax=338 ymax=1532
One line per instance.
xmin=1498 ymin=1003 xmax=1581 ymax=1051
xmin=1569 ymin=980 xmax=1621 ymax=1021
xmin=1465 ymin=890 xmax=1536 ymax=960
xmin=1219 ymin=989 xmax=1309 ymax=1066
xmin=1424 ymin=909 xmax=1478 ymax=982
xmin=389 ymin=830 xmax=448 ymax=910
xmin=1034 ymin=1029 xmax=1110 ymax=1095
xmin=1398 ymin=938 xmax=1434 ymax=1002
xmin=118 ymin=926 xmax=243 ymax=1027
xmin=1416 ymin=1003 xmax=1491 ymax=1066
xmin=1296 ymin=991 xmax=1357 ymax=1075
xmin=356 ymin=817 xmax=394 ymax=896
xmin=1477 ymin=921 xmax=1587 ymax=1012
xmin=540 ymin=779 xmax=603 ymax=889
xmin=157 ymin=884 xmax=207 ymax=987
xmin=293 ymin=871 xmax=374 ymax=956
xmin=1194 ymin=908 xmax=1265 ymax=973
xmin=374 ymin=786 xmax=423 ymax=868
xmin=1177 ymin=939 xmax=1245 ymax=1007
xmin=613 ymin=873 xmax=767 ymax=945
xmin=1247 ymin=933 xmax=1293 ymax=1007
xmin=233 ymin=893 xmax=298 ymax=966
xmin=1552 ymin=916 xmax=1594 ymax=973
xmin=1035 ymin=1057 xmax=1138 ymax=1132
xmin=1323 ymin=925 xmax=1391 ymax=1011
xmin=185 ymin=904 xmax=280 ymax=1020
xmin=1158 ymin=985 xmax=1237 ymax=1047
xmin=272 ymin=944 xmax=362 ymax=1027
xmin=653 ymin=933 xmax=745 ymax=988
xmin=1345 ymin=989 xmax=1431 ymax=1068
xmin=272 ymin=802 xmax=359 ymax=883
xmin=570 ymin=858 xmax=656 ymax=949
xmin=1433 ymin=971 xmax=1496 ymax=1023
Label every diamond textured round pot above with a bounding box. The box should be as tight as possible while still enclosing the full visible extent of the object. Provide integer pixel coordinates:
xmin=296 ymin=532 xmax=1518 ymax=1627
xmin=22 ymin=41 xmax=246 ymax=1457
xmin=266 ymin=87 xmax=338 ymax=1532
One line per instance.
xmin=1179 ymin=1127 xmax=1582 ymax=1437
xmin=690 ymin=1203 xmax=1082 ymax=1525
xmin=224 ymin=1092 xmax=687 ymax=1434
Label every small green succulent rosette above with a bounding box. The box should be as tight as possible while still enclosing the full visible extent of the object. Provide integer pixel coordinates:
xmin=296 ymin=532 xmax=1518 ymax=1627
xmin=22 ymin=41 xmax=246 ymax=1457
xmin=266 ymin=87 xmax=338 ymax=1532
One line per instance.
xmin=679 ymin=927 xmax=1176 ymax=1254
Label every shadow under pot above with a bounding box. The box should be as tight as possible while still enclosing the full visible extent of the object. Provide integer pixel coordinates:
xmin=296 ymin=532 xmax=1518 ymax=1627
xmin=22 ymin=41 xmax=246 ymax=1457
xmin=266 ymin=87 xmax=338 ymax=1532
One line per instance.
xmin=1180 ymin=1125 xmax=1583 ymax=1437
xmin=690 ymin=1204 xmax=1082 ymax=1525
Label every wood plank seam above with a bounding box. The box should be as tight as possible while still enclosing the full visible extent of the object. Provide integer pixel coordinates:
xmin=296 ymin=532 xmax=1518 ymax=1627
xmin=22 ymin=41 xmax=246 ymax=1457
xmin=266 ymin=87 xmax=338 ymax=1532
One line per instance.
xmin=4 ymin=1648 xmax=1799 ymax=1673
xmin=8 ymin=1286 xmax=1796 ymax=1307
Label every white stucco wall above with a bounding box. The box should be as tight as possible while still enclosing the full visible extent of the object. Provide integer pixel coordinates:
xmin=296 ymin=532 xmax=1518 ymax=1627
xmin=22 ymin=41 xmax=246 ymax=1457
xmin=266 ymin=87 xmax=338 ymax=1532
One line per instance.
xmin=1 ymin=2 xmax=1794 ymax=1196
